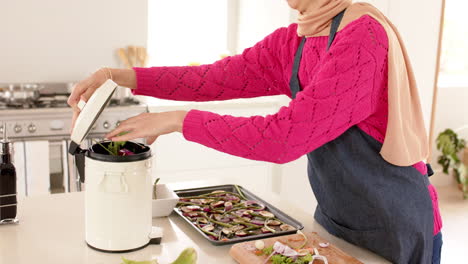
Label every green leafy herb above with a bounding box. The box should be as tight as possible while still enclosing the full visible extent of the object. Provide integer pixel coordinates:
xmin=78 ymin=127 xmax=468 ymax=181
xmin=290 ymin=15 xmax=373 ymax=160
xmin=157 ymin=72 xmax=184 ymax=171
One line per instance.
xmin=269 ymin=254 xmax=313 ymax=264
xmin=93 ymin=132 xmax=129 ymax=156
xmin=120 ymin=248 xmax=197 ymax=264
xmin=121 ymin=257 xmax=158 ymax=264
xmin=262 ymin=246 xmax=274 ymax=256
xmin=170 ymin=248 xmax=197 ymax=264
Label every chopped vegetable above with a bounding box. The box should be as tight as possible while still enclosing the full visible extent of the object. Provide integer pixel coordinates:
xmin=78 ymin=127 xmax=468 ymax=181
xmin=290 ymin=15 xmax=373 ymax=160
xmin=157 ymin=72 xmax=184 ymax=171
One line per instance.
xmin=319 ymin=242 xmax=330 ymax=248
xmin=170 ymin=248 xmax=198 ymax=264
xmin=176 ymin=189 xmax=295 ymax=241
xmin=121 ymin=258 xmax=158 ymax=264
xmin=255 ymin=240 xmax=265 ymax=250
xmin=296 ymin=230 xmax=308 ymax=249
xmin=280 ymin=224 xmax=295 ymax=232
xmin=93 ymin=132 xmax=133 ymax=156
xmin=152 ymin=178 xmax=160 ymax=199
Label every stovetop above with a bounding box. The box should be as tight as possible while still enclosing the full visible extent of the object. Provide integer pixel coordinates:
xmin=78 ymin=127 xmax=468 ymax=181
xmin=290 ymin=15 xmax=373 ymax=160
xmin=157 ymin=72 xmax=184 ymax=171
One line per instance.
xmin=0 ymin=97 xmax=141 ymax=110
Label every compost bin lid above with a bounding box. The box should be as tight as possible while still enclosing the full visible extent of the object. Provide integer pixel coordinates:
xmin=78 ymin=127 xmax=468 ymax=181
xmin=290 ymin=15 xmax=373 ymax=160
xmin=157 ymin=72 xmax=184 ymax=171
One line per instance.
xmin=69 ymin=79 xmax=118 ymax=155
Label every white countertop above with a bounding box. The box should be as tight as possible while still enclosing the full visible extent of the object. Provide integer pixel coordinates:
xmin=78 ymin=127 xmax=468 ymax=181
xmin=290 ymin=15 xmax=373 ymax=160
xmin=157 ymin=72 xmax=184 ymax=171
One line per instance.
xmin=0 ymin=180 xmax=391 ymax=264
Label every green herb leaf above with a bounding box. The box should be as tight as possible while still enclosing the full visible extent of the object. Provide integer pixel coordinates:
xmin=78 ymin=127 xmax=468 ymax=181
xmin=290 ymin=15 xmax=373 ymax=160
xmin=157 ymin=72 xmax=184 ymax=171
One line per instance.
xmin=262 ymin=245 xmax=274 ymax=256
xmin=120 ymin=257 xmax=158 ymax=264
xmin=170 ymin=247 xmax=197 ymax=264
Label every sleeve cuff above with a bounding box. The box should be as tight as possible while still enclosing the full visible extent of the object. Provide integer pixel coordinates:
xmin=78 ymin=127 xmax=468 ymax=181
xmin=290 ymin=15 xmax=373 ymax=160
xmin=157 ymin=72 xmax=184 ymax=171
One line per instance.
xmin=131 ymin=67 xmax=160 ymax=96
xmin=182 ymin=109 xmax=207 ymax=143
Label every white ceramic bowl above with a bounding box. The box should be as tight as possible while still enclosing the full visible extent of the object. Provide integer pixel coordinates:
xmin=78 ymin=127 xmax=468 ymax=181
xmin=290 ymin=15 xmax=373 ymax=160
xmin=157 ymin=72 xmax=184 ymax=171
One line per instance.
xmin=152 ymin=184 xmax=179 ymax=218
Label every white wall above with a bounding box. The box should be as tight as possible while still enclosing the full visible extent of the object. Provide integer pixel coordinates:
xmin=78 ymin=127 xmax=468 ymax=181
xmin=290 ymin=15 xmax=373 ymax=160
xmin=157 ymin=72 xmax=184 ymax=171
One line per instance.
xmin=431 ymin=86 xmax=468 ymax=186
xmin=236 ymin=0 xmax=292 ymax=51
xmin=0 ymin=0 xmax=148 ymax=83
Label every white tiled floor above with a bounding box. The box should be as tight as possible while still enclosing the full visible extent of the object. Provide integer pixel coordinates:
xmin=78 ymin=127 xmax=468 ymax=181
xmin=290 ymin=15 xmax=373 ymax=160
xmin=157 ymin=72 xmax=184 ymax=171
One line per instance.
xmin=434 ymin=184 xmax=468 ymax=263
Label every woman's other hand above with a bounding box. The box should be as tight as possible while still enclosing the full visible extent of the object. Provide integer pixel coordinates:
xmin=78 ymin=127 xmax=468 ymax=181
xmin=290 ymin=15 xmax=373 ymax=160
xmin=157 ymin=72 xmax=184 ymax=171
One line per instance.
xmin=67 ymin=68 xmax=137 ymax=130
xmin=105 ymin=111 xmax=188 ymax=144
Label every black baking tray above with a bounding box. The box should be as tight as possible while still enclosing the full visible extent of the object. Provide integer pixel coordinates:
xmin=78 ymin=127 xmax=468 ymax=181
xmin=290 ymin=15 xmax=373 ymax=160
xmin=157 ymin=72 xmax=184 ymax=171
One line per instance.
xmin=173 ymin=184 xmax=304 ymax=246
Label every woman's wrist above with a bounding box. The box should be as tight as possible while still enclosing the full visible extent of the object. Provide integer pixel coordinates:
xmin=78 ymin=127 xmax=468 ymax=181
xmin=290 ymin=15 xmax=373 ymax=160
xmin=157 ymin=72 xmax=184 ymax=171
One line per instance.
xmin=172 ymin=110 xmax=188 ymax=133
xmin=109 ymin=68 xmax=137 ymax=89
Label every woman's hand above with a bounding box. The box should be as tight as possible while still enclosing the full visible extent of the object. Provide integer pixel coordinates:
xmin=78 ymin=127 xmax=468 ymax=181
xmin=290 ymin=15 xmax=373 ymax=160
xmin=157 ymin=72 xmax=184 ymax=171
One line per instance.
xmin=67 ymin=68 xmax=137 ymax=129
xmin=105 ymin=111 xmax=188 ymax=144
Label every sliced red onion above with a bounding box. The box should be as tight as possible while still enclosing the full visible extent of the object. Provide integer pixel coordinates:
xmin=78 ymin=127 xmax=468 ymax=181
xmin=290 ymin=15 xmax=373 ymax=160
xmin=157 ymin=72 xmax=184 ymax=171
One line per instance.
xmin=234 ymin=209 xmax=246 ymax=217
xmin=211 ymin=201 xmax=225 ymax=208
xmin=187 ymin=205 xmax=201 ymax=211
xmin=197 ymin=218 xmax=209 ymax=224
xmin=118 ymin=149 xmax=134 ymax=156
xmin=212 ymin=214 xmax=223 ymax=221
xmin=319 ymin=242 xmax=330 ymax=248
xmin=203 ymin=207 xmax=211 ymax=212
xmin=250 ymin=219 xmax=265 ymax=226
xmin=242 ymin=210 xmax=254 ymax=216
xmin=182 ymin=212 xmax=199 ymax=217
xmin=261 ymin=227 xmax=272 ymax=233
xmin=243 ymin=200 xmax=265 ymax=210
xmin=224 ymin=201 xmax=233 ymax=211
xmin=225 ymin=195 xmax=240 ymax=202
xmin=273 ymin=241 xmax=298 ymax=257
xmin=208 ymin=235 xmax=217 ymax=240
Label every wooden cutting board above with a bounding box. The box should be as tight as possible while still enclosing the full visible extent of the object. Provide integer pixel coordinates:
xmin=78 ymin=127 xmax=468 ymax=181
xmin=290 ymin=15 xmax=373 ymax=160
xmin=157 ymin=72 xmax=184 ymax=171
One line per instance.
xmin=229 ymin=232 xmax=363 ymax=264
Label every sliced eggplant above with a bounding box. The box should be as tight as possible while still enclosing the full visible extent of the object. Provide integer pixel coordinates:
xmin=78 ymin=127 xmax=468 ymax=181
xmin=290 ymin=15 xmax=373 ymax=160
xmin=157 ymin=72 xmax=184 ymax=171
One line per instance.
xmin=183 ymin=212 xmax=199 ymax=218
xmin=235 ymin=230 xmax=248 ymax=237
xmin=280 ymin=224 xmax=295 ymax=231
xmin=231 ymin=225 xmax=245 ymax=232
xmin=222 ymin=227 xmax=233 ymax=235
xmin=258 ymin=211 xmax=275 ymax=218
xmin=266 ymin=220 xmax=282 ymax=226
xmin=212 ymin=214 xmax=223 ymax=221
xmin=202 ymin=225 xmax=215 ymax=232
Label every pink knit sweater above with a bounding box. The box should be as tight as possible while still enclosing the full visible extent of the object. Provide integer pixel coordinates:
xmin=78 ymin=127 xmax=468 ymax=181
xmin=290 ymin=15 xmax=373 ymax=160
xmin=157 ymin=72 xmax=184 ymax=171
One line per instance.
xmin=133 ymin=16 xmax=441 ymax=235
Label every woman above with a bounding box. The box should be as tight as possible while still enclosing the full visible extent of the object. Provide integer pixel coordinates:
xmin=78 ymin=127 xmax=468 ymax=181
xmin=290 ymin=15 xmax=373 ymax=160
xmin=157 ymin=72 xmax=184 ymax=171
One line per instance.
xmin=68 ymin=0 xmax=442 ymax=263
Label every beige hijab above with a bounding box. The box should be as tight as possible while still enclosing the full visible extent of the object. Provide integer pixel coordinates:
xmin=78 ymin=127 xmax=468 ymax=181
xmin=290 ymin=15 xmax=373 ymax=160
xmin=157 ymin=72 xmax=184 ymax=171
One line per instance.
xmin=289 ymin=0 xmax=429 ymax=166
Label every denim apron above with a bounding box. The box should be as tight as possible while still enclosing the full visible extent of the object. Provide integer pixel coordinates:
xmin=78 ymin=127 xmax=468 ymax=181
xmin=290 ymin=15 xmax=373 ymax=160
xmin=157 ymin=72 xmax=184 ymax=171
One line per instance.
xmin=290 ymin=10 xmax=436 ymax=264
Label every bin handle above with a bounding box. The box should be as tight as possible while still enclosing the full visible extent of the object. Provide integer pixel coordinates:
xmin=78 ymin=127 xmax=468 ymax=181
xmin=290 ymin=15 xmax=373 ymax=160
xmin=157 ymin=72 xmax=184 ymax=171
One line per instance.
xmin=99 ymin=172 xmax=128 ymax=193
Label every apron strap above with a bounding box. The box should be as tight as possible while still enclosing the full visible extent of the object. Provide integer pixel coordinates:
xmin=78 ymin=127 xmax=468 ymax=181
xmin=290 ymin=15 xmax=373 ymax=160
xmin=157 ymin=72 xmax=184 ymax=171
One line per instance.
xmin=289 ymin=8 xmax=347 ymax=99
xmin=327 ymin=9 xmax=346 ymax=51
xmin=426 ymin=163 xmax=434 ymax=177
xmin=290 ymin=38 xmax=307 ymax=99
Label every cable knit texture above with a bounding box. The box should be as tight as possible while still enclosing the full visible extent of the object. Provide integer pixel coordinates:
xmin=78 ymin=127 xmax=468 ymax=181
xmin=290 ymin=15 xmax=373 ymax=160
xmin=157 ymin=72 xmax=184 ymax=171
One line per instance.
xmin=133 ymin=15 xmax=441 ymax=235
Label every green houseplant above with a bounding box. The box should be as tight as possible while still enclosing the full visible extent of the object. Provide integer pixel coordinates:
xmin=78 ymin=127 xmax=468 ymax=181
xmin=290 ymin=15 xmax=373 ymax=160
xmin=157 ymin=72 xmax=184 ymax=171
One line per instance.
xmin=436 ymin=129 xmax=468 ymax=198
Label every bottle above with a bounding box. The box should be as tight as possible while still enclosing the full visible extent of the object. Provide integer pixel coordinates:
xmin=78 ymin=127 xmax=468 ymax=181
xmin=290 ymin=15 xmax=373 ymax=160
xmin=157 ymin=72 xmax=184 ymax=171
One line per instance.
xmin=0 ymin=122 xmax=17 ymax=222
